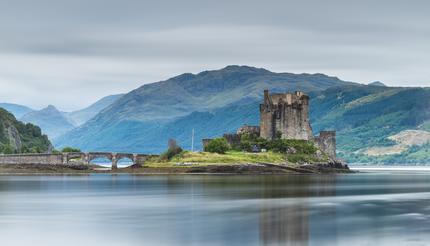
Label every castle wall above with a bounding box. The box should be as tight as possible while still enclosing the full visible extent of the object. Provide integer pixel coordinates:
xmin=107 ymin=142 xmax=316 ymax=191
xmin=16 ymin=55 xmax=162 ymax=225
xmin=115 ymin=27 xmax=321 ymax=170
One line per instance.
xmin=236 ymin=125 xmax=260 ymax=136
xmin=315 ymin=131 xmax=336 ymax=159
xmin=223 ymin=134 xmax=241 ymax=147
xmin=259 ymin=90 xmax=313 ymax=140
xmin=260 ymin=105 xmax=275 ymax=139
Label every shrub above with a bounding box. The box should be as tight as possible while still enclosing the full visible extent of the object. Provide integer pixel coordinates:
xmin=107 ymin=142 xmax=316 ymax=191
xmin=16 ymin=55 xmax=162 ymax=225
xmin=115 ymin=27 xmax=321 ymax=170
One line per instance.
xmin=52 ymin=149 xmax=61 ymax=154
xmin=160 ymin=139 xmax=183 ymax=161
xmin=0 ymin=144 xmax=15 ymax=154
xmin=61 ymin=147 xmax=81 ymax=153
xmin=205 ymin=138 xmax=230 ymax=154
xmin=239 ymin=134 xmax=269 ymax=152
xmin=160 ymin=146 xmax=183 ymax=161
xmin=268 ymin=139 xmax=317 ymax=154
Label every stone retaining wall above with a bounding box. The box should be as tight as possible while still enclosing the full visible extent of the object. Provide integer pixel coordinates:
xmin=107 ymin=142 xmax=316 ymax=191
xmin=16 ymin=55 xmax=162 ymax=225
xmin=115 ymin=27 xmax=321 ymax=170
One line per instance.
xmin=0 ymin=154 xmax=63 ymax=165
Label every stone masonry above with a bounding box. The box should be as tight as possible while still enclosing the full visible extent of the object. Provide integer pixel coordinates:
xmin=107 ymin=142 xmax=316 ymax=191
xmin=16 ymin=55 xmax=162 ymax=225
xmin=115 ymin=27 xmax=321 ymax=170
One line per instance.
xmin=0 ymin=152 xmax=152 ymax=169
xmin=314 ymin=131 xmax=336 ymax=159
xmin=260 ymin=90 xmax=313 ymax=141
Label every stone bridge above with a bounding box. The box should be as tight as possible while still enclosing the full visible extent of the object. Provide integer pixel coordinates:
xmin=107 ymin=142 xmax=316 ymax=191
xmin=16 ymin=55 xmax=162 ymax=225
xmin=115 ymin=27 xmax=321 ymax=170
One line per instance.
xmin=0 ymin=152 xmax=155 ymax=169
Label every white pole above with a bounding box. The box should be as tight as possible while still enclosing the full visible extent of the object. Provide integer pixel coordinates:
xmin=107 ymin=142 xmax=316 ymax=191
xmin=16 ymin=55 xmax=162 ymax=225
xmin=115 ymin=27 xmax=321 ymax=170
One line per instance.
xmin=191 ymin=128 xmax=195 ymax=152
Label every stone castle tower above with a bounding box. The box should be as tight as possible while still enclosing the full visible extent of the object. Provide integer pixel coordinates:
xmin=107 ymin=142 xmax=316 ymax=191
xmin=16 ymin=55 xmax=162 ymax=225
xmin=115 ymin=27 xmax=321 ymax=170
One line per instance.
xmin=259 ymin=90 xmax=313 ymax=140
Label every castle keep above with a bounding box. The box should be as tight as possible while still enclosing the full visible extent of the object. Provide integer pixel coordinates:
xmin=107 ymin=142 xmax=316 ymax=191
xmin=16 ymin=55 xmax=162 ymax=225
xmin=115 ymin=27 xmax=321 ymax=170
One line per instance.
xmin=260 ymin=90 xmax=313 ymax=140
xmin=258 ymin=90 xmax=336 ymax=158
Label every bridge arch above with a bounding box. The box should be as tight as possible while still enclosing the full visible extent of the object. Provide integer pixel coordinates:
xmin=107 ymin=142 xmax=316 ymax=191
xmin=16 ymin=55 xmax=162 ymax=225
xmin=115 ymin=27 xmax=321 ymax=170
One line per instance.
xmin=115 ymin=153 xmax=136 ymax=168
xmin=88 ymin=152 xmax=115 ymax=169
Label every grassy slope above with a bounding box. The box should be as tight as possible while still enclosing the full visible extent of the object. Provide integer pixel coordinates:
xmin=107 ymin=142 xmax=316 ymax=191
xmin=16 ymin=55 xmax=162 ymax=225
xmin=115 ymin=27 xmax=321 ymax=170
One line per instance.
xmin=145 ymin=150 xmax=328 ymax=168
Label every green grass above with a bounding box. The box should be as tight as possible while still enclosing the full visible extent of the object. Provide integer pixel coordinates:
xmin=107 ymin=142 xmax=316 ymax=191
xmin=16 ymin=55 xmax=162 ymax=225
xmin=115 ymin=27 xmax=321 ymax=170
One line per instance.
xmin=145 ymin=151 xmax=287 ymax=166
xmin=144 ymin=150 xmax=328 ymax=167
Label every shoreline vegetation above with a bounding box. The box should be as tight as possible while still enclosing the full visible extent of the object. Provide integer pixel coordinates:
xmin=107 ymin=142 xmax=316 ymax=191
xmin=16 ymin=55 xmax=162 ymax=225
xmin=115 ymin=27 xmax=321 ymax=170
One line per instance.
xmin=0 ymin=150 xmax=352 ymax=175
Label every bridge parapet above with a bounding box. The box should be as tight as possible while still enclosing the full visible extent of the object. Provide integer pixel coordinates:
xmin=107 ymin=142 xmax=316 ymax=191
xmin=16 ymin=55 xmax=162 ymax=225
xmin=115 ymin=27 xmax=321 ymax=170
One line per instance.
xmin=0 ymin=152 xmax=152 ymax=169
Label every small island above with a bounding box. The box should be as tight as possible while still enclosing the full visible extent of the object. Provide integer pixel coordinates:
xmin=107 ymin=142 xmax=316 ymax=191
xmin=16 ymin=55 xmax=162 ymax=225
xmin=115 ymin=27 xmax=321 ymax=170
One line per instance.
xmin=0 ymin=90 xmax=350 ymax=174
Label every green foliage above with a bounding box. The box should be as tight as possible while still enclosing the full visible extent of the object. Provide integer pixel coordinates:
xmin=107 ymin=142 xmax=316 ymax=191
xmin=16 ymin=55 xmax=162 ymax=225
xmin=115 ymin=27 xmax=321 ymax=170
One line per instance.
xmin=160 ymin=146 xmax=183 ymax=161
xmin=205 ymin=138 xmax=231 ymax=154
xmin=238 ymin=133 xmax=317 ymax=155
xmin=52 ymin=149 xmax=61 ymax=154
xmin=61 ymin=147 xmax=81 ymax=153
xmin=239 ymin=134 xmax=268 ymax=152
xmin=0 ymin=108 xmax=51 ymax=154
xmin=268 ymin=139 xmax=317 ymax=154
xmin=0 ymin=144 xmax=15 ymax=154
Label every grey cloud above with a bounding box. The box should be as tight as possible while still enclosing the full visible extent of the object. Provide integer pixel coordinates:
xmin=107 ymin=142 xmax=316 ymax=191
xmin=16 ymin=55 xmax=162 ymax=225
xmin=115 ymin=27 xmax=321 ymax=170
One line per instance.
xmin=0 ymin=0 xmax=429 ymax=110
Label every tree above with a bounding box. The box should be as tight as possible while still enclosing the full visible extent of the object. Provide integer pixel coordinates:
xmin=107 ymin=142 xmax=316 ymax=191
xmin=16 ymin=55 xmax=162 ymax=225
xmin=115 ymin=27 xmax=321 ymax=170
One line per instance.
xmin=160 ymin=139 xmax=183 ymax=161
xmin=1 ymin=144 xmax=15 ymax=154
xmin=205 ymin=138 xmax=230 ymax=154
xmin=61 ymin=147 xmax=81 ymax=153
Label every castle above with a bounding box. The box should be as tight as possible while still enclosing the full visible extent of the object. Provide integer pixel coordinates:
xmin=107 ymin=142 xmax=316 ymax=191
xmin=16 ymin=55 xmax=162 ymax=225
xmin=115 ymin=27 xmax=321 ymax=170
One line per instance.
xmin=260 ymin=90 xmax=313 ymax=140
xmin=204 ymin=90 xmax=337 ymax=159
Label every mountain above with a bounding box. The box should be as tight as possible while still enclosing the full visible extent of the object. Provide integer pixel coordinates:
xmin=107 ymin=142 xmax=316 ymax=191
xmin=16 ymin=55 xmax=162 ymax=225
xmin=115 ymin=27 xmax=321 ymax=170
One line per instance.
xmin=309 ymin=85 xmax=430 ymax=164
xmin=21 ymin=105 xmax=76 ymax=140
xmin=0 ymin=108 xmax=51 ymax=153
xmin=96 ymin=65 xmax=350 ymax=122
xmin=67 ymin=94 xmax=124 ymax=126
xmin=54 ymin=65 xmax=353 ymax=151
xmin=0 ymin=103 xmax=34 ymax=118
xmin=54 ymin=65 xmax=430 ymax=164
xmin=368 ymin=81 xmax=386 ymax=87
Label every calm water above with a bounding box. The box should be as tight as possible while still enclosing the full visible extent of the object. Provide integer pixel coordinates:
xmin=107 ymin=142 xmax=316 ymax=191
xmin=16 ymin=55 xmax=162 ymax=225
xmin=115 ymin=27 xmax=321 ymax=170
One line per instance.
xmin=0 ymin=170 xmax=430 ymax=246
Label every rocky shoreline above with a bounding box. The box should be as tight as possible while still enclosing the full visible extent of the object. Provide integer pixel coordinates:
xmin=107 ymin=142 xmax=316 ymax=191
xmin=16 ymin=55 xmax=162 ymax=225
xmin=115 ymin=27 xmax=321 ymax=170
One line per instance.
xmin=0 ymin=161 xmax=352 ymax=175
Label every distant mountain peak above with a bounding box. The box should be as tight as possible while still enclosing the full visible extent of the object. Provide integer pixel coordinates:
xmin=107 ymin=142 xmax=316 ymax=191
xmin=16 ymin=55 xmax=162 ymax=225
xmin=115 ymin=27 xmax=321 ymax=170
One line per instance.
xmin=21 ymin=104 xmax=75 ymax=140
xmin=368 ymin=81 xmax=386 ymax=87
xmin=45 ymin=105 xmax=59 ymax=111
xmin=0 ymin=103 xmax=34 ymax=118
xmin=220 ymin=65 xmax=270 ymax=73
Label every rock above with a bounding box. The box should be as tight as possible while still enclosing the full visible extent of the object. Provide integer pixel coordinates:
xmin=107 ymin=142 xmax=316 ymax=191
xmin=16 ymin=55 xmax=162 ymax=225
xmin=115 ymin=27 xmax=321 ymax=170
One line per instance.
xmin=286 ymin=147 xmax=297 ymax=154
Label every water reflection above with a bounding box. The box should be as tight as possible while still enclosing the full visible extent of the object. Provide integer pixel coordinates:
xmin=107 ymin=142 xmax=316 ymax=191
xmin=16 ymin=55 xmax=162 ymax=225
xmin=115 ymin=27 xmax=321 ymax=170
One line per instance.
xmin=0 ymin=173 xmax=430 ymax=245
xmin=257 ymin=176 xmax=335 ymax=246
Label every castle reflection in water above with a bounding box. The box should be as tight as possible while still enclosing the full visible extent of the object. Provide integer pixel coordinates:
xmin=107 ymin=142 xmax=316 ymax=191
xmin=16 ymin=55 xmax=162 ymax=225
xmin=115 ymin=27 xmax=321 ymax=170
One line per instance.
xmin=258 ymin=176 xmax=337 ymax=245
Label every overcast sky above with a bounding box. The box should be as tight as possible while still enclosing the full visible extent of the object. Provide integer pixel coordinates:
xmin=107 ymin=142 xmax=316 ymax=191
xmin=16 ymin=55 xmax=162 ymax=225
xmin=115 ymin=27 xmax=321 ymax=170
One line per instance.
xmin=1 ymin=0 xmax=430 ymax=110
